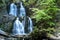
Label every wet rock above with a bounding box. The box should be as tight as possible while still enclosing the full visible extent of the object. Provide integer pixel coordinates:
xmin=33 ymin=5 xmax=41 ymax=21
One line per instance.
xmin=49 ymin=35 xmax=60 ymax=40
xmin=0 ymin=18 xmax=2 ymax=24
xmin=0 ymin=38 xmax=5 ymax=40
xmin=0 ymin=14 xmax=16 ymax=33
xmin=3 ymin=22 xmax=13 ymax=32
xmin=2 ymin=14 xmax=16 ymax=23
xmin=5 ymin=38 xmax=17 ymax=40
xmin=0 ymin=30 xmax=7 ymax=35
xmin=0 ymin=29 xmax=9 ymax=37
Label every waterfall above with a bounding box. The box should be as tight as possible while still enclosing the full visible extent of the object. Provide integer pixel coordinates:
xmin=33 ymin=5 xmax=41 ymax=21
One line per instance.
xmin=20 ymin=2 xmax=26 ymax=17
xmin=28 ymin=17 xmax=33 ymax=33
xmin=9 ymin=3 xmax=17 ymax=16
xmin=12 ymin=17 xmax=25 ymax=35
xmin=10 ymin=2 xmax=33 ymax=35
xmin=20 ymin=2 xmax=26 ymax=28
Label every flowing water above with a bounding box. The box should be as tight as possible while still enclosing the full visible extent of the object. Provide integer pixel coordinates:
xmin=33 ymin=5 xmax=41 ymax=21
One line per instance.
xmin=9 ymin=2 xmax=33 ymax=35
xmin=20 ymin=2 xmax=26 ymax=28
xmin=20 ymin=2 xmax=26 ymax=17
xmin=12 ymin=17 xmax=25 ymax=35
xmin=9 ymin=3 xmax=17 ymax=16
xmin=28 ymin=17 xmax=33 ymax=33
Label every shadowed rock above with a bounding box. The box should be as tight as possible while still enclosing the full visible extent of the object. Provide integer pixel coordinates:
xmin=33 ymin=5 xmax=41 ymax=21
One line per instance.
xmin=0 ymin=14 xmax=16 ymax=33
xmin=2 ymin=14 xmax=16 ymax=23
xmin=0 ymin=29 xmax=9 ymax=37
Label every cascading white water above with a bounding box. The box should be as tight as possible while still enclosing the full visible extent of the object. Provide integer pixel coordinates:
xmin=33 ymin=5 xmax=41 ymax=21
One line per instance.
xmin=9 ymin=3 xmax=17 ymax=16
xmin=20 ymin=2 xmax=26 ymax=17
xmin=9 ymin=2 xmax=33 ymax=35
xmin=20 ymin=2 xmax=26 ymax=28
xmin=12 ymin=17 xmax=25 ymax=35
xmin=28 ymin=17 xmax=33 ymax=33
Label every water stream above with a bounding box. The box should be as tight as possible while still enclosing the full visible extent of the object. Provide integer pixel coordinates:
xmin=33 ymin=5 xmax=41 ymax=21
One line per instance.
xmin=9 ymin=2 xmax=33 ymax=35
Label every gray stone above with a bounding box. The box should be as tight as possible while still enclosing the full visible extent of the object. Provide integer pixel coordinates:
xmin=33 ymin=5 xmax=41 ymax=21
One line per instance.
xmin=0 ymin=14 xmax=16 ymax=33
xmin=2 ymin=14 xmax=16 ymax=23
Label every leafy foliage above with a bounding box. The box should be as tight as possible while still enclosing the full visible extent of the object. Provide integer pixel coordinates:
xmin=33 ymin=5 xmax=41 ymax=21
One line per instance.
xmin=25 ymin=0 xmax=59 ymax=40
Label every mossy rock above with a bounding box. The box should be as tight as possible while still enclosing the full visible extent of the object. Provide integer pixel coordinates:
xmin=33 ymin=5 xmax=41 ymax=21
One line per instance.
xmin=0 ymin=14 xmax=16 ymax=33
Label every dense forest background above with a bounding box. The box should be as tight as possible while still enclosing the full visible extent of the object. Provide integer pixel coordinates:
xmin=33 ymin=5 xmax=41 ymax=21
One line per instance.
xmin=0 ymin=0 xmax=60 ymax=40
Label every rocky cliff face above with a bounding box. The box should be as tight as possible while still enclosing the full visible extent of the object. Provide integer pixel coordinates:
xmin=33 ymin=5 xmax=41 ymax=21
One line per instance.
xmin=0 ymin=14 xmax=16 ymax=33
xmin=0 ymin=13 xmax=18 ymax=40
